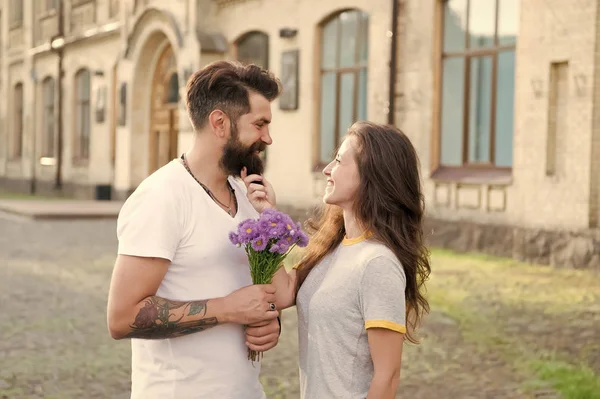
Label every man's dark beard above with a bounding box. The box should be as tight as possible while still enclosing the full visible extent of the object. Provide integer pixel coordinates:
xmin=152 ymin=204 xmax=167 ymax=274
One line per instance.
xmin=219 ymin=121 xmax=266 ymax=177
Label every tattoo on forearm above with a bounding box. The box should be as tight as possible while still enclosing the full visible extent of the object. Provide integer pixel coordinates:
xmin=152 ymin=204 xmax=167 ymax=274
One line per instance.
xmin=124 ymin=297 xmax=218 ymax=339
xmin=188 ymin=301 xmax=207 ymax=316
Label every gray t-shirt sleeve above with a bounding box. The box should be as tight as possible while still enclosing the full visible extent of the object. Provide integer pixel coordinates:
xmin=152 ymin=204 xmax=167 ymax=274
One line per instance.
xmin=359 ymin=255 xmax=407 ymax=333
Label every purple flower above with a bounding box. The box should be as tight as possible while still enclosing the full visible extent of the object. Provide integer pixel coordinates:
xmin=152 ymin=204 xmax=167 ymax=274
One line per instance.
xmin=257 ymin=218 xmax=271 ymax=232
xmin=282 ymin=214 xmax=295 ymax=230
xmin=229 ymin=232 xmax=241 ymax=246
xmin=237 ymin=219 xmax=260 ymax=243
xmin=258 ymin=209 xmax=294 ymax=239
xmin=269 ymin=222 xmax=287 ymax=238
xmin=251 ymin=235 xmax=268 ymax=251
xmin=297 ymin=231 xmax=309 ymax=247
xmin=294 ymin=222 xmax=309 ymax=247
xmin=274 ymin=240 xmax=290 ymax=254
xmin=231 ymin=210 xmax=308 ymax=253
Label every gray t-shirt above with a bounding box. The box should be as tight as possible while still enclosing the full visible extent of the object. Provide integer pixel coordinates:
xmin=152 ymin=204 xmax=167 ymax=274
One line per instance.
xmin=296 ymin=235 xmax=407 ymax=399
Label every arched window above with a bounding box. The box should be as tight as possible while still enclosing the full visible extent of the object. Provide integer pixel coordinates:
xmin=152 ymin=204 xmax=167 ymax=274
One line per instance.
xmin=11 ymin=83 xmax=24 ymax=159
xmin=74 ymin=69 xmax=91 ymax=160
xmin=236 ymin=31 xmax=269 ymax=69
xmin=318 ymin=10 xmax=369 ymax=165
xmin=42 ymin=77 xmax=56 ymax=158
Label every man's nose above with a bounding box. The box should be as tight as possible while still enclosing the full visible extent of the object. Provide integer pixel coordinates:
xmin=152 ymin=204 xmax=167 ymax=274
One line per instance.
xmin=262 ymin=130 xmax=273 ymax=145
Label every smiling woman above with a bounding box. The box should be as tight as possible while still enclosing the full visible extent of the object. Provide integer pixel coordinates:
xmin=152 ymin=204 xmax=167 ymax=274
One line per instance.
xmin=271 ymin=121 xmax=431 ymax=399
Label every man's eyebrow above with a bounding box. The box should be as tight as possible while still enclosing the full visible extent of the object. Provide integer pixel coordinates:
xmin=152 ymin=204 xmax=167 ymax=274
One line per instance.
xmin=254 ymin=117 xmax=271 ymax=124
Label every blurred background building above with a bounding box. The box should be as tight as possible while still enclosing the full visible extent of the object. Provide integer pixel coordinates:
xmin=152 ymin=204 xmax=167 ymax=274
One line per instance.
xmin=0 ymin=0 xmax=597 ymax=268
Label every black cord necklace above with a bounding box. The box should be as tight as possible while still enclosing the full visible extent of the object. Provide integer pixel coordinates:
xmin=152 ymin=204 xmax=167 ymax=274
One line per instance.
xmin=180 ymin=153 xmax=237 ymax=217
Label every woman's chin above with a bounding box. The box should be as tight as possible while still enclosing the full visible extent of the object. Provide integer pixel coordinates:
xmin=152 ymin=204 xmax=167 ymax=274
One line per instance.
xmin=322 ymin=193 xmax=337 ymax=205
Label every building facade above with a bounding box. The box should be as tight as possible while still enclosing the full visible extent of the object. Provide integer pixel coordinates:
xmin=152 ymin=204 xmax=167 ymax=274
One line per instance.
xmin=0 ymin=0 xmax=598 ymax=268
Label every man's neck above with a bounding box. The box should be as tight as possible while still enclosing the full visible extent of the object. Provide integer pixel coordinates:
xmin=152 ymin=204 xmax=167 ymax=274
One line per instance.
xmin=183 ymin=136 xmax=229 ymax=192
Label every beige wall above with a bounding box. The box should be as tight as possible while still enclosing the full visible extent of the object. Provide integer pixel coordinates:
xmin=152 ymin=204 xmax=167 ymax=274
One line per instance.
xmin=511 ymin=0 xmax=597 ymax=230
xmin=0 ymin=0 xmax=122 ymax=195
xmin=1 ymin=0 xmax=598 ymax=235
xmin=394 ymin=0 xmax=598 ymax=231
xmin=213 ymin=0 xmax=393 ymax=209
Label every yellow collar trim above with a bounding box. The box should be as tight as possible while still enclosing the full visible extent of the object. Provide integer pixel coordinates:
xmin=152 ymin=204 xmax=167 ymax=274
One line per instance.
xmin=342 ymin=231 xmax=373 ymax=246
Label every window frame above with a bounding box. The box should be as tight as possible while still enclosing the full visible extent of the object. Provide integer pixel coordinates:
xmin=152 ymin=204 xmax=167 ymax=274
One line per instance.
xmin=74 ymin=69 xmax=91 ymax=162
xmin=42 ymin=77 xmax=56 ymax=159
xmin=432 ymin=0 xmax=517 ymax=182
xmin=9 ymin=0 xmax=24 ymax=29
xmin=109 ymin=0 xmax=120 ymax=19
xmin=39 ymin=0 xmax=58 ymax=14
xmin=313 ymin=9 xmax=369 ymax=170
xmin=11 ymin=83 xmax=24 ymax=160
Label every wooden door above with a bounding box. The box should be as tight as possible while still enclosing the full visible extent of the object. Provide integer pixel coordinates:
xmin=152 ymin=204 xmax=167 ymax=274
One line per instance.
xmin=149 ymin=45 xmax=179 ymax=174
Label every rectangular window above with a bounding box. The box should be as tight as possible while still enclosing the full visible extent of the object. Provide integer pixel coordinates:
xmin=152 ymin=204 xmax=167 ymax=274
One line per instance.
xmin=438 ymin=0 xmax=519 ymax=168
xmin=546 ymin=62 xmax=568 ymax=176
xmin=44 ymin=0 xmax=58 ymax=12
xmin=318 ymin=10 xmax=369 ymax=166
xmin=12 ymin=84 xmax=24 ymax=159
xmin=43 ymin=78 xmax=56 ymax=158
xmin=9 ymin=0 xmax=24 ymax=28
xmin=75 ymin=70 xmax=91 ymax=160
xmin=109 ymin=0 xmax=119 ymax=18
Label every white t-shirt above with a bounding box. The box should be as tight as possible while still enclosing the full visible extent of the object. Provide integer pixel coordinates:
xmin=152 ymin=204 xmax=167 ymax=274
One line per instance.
xmin=116 ymin=159 xmax=266 ymax=399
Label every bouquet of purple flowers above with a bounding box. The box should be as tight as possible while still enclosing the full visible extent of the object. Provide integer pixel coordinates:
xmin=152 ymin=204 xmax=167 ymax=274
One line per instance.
xmin=229 ymin=208 xmax=309 ymax=362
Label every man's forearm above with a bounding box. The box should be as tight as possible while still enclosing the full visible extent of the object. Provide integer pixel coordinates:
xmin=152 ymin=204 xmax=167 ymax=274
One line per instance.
xmin=119 ymin=296 xmax=226 ymax=339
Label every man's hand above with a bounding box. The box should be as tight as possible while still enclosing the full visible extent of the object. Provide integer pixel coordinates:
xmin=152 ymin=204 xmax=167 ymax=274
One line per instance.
xmin=241 ymin=167 xmax=276 ymax=213
xmin=245 ymin=317 xmax=281 ymax=352
xmin=222 ymin=284 xmax=279 ymax=325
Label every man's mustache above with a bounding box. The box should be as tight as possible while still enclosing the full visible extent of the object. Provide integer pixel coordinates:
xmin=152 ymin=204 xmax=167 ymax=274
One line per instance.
xmin=249 ymin=142 xmax=266 ymax=153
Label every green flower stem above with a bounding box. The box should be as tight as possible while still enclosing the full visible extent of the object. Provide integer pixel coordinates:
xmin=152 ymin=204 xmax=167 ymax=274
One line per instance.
xmin=244 ymin=244 xmax=298 ymax=363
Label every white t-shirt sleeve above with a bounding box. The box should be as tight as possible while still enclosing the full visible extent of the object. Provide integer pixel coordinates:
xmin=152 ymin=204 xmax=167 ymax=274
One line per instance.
xmin=359 ymin=255 xmax=407 ymax=334
xmin=116 ymin=184 xmax=183 ymax=262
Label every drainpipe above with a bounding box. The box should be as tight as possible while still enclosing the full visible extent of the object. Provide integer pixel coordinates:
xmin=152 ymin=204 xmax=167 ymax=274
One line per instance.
xmin=52 ymin=0 xmax=64 ymax=190
xmin=388 ymin=0 xmax=399 ymax=125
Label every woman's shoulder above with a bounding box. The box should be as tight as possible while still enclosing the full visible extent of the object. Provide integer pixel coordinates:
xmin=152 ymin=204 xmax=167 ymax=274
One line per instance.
xmin=346 ymin=240 xmax=400 ymax=267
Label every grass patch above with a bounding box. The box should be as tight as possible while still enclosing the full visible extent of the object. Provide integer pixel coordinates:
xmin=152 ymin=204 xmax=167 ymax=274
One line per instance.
xmin=427 ymin=249 xmax=600 ymax=398
xmin=526 ymin=359 xmax=600 ymax=399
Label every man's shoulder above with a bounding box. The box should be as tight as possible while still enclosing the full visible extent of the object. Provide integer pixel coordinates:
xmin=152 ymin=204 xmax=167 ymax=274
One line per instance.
xmin=120 ymin=161 xmax=188 ymax=212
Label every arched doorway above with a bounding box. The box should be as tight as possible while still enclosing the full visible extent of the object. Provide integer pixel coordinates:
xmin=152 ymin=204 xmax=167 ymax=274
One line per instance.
xmin=149 ymin=45 xmax=179 ymax=173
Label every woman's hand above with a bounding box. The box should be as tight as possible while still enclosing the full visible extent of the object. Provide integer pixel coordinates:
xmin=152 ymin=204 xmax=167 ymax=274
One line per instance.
xmin=271 ymin=267 xmax=297 ymax=310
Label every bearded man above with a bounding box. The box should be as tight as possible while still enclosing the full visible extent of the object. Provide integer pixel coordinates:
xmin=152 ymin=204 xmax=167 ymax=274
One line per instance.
xmin=107 ymin=61 xmax=282 ymax=399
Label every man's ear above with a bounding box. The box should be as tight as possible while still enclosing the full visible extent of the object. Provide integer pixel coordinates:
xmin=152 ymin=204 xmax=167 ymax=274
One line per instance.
xmin=208 ymin=110 xmax=228 ymax=138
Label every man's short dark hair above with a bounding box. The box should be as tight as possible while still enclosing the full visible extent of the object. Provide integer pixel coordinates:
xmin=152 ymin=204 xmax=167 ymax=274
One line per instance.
xmin=185 ymin=61 xmax=282 ymax=130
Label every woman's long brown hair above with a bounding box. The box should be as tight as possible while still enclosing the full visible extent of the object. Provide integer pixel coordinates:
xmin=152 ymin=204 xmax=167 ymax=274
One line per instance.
xmin=295 ymin=121 xmax=431 ymax=343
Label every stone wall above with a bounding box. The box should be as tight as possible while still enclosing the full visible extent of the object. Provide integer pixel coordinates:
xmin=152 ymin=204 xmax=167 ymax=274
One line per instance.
xmin=425 ymin=218 xmax=600 ymax=270
xmin=279 ymin=204 xmax=600 ymax=270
